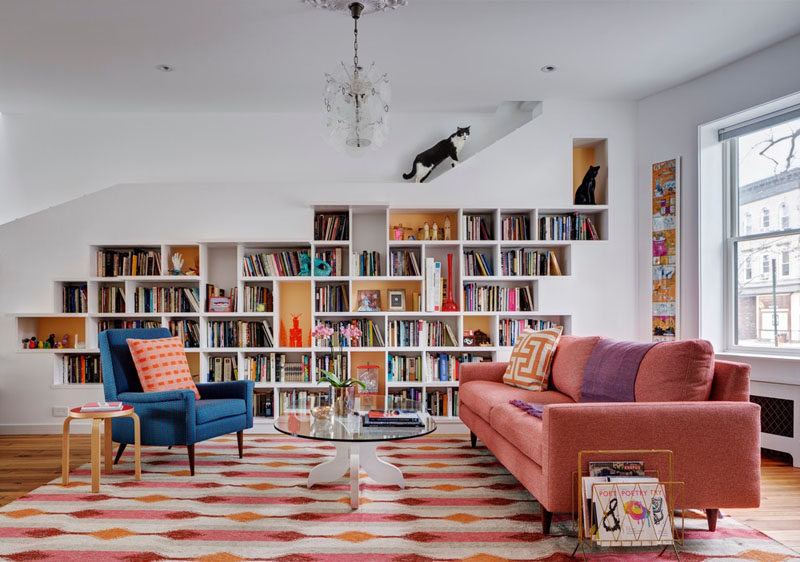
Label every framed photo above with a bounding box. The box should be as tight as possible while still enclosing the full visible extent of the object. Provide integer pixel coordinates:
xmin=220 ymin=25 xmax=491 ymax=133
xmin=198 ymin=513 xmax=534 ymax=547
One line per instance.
xmin=650 ymin=157 xmax=680 ymax=342
xmin=387 ymin=289 xmax=406 ymax=311
xmin=208 ymin=296 xmax=233 ymax=313
xmin=356 ymin=289 xmax=381 ymax=312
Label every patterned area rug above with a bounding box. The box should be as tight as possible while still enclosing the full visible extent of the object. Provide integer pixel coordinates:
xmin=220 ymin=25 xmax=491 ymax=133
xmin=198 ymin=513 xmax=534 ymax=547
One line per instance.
xmin=0 ymin=435 xmax=797 ymax=561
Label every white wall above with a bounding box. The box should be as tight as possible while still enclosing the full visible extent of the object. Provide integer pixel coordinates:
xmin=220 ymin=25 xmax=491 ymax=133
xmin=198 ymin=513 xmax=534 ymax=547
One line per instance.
xmin=0 ymin=99 xmax=638 ymax=432
xmin=636 ymin=35 xmax=800 ymax=389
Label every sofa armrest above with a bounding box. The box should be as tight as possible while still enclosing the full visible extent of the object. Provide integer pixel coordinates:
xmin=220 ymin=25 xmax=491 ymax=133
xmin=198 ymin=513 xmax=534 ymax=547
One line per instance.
xmin=459 ymin=362 xmax=508 ymax=385
xmin=541 ymin=401 xmax=761 ymax=513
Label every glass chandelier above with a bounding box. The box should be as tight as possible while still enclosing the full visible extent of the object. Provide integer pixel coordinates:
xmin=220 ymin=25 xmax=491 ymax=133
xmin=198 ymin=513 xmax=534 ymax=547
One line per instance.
xmin=322 ymin=2 xmax=391 ymax=153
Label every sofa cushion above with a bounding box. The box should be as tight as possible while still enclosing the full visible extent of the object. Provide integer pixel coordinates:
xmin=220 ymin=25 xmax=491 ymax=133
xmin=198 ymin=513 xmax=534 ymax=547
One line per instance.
xmin=196 ymin=398 xmax=247 ymax=425
xmin=502 ymin=327 xmax=562 ymax=390
xmin=489 ymin=403 xmax=545 ymax=465
xmin=550 ymin=335 xmax=601 ymax=401
xmin=127 ymin=336 xmax=200 ymax=399
xmin=459 ymin=380 xmax=574 ymax=423
xmin=635 ymin=339 xmax=715 ymax=401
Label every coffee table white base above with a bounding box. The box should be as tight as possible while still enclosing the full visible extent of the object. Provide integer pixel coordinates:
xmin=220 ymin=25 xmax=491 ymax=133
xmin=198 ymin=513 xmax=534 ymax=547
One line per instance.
xmin=308 ymin=442 xmax=404 ymax=509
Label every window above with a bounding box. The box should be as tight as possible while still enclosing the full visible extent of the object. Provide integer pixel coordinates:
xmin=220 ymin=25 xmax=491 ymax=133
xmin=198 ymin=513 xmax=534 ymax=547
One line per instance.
xmin=780 ymin=202 xmax=790 ymax=229
xmin=724 ymin=112 xmax=800 ymax=353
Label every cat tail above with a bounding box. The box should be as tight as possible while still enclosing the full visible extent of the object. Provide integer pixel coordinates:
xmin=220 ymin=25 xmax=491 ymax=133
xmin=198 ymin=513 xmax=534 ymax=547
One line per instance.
xmin=402 ymin=160 xmax=417 ymax=180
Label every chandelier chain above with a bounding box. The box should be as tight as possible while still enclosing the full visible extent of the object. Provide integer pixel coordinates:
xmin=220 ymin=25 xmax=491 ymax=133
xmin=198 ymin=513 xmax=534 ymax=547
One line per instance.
xmin=352 ymin=15 xmax=359 ymax=70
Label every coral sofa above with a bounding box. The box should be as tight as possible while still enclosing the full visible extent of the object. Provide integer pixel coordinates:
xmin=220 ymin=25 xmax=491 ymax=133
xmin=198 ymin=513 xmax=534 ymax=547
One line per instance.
xmin=458 ymin=336 xmax=761 ymax=534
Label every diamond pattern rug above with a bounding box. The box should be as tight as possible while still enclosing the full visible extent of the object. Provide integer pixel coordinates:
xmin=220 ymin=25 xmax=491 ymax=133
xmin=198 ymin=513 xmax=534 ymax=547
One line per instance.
xmin=0 ymin=436 xmax=797 ymax=561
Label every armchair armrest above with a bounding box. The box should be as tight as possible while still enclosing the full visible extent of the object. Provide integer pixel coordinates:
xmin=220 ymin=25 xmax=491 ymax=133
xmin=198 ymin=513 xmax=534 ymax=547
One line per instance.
xmin=541 ymin=401 xmax=761 ymax=513
xmin=459 ymin=362 xmax=508 ymax=385
xmin=117 ymin=389 xmax=195 ymax=403
xmin=196 ymin=380 xmax=254 ymax=400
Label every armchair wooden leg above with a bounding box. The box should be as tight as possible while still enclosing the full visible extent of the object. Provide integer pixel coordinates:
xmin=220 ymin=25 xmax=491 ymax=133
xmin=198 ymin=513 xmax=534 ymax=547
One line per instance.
xmin=470 ymin=432 xmax=477 ymax=448
xmin=113 ymin=443 xmax=127 ymax=465
xmin=540 ymin=507 xmax=552 ymax=535
xmin=706 ymin=508 xmax=719 ymax=532
xmin=187 ymin=444 xmax=195 ymax=476
xmin=237 ymin=430 xmax=244 ymax=459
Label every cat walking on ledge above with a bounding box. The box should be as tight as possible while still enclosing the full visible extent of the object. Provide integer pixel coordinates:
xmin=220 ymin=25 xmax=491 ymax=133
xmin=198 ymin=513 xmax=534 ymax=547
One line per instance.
xmin=403 ymin=126 xmax=470 ymax=183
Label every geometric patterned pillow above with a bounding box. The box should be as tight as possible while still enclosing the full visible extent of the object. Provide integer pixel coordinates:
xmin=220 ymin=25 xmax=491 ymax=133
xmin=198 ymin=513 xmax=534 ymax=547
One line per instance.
xmin=502 ymin=327 xmax=563 ymax=391
xmin=127 ymin=336 xmax=200 ymax=399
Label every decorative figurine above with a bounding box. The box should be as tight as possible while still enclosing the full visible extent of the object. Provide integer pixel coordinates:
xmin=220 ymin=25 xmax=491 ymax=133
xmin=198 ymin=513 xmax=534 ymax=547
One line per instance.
xmin=444 ymin=217 xmax=451 ymax=240
xmin=46 ymin=333 xmax=56 ymax=349
xmin=393 ymin=224 xmax=405 ymax=240
xmin=574 ymin=165 xmax=600 ymax=205
xmin=432 ymin=222 xmax=439 ymax=241
xmin=299 ymin=253 xmax=312 ymax=276
xmin=170 ymin=252 xmax=184 ymax=275
xmin=37 ymin=340 xmax=44 ymax=349
xmin=314 ymin=258 xmax=332 ymax=277
xmin=28 ymin=337 xmax=38 ymax=349
xmin=474 ymin=329 xmax=491 ymax=346
xmin=402 ymin=126 xmax=471 ymax=183
xmin=289 ymin=314 xmax=304 ymax=348
xmin=61 ymin=334 xmax=70 ymax=348
xmin=22 ymin=338 xmax=29 ymax=350
xmin=423 ymin=221 xmax=430 ymax=240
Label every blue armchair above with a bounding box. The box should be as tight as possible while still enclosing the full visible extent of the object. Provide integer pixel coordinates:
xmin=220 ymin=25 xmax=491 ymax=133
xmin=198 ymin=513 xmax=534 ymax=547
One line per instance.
xmin=99 ymin=328 xmax=254 ymax=475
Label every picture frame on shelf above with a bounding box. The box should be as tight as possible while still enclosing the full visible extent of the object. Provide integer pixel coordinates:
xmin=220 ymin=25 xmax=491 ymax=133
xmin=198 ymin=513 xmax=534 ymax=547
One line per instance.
xmin=208 ymin=296 xmax=233 ymax=313
xmin=387 ymin=289 xmax=406 ymax=311
xmin=356 ymin=290 xmax=381 ymax=312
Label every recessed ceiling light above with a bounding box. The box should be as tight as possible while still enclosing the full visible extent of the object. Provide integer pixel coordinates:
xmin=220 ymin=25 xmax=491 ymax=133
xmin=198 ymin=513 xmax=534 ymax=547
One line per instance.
xmin=155 ymin=64 xmax=175 ymax=72
xmin=540 ymin=65 xmax=557 ymax=73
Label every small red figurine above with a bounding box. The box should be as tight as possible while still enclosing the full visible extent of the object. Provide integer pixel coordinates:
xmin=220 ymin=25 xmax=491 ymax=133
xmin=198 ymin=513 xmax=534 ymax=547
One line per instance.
xmin=289 ymin=314 xmax=303 ymax=348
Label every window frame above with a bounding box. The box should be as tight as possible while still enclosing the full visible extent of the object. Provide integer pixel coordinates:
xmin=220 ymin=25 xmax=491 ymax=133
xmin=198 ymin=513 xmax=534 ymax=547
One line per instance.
xmin=724 ymin=138 xmax=800 ymax=357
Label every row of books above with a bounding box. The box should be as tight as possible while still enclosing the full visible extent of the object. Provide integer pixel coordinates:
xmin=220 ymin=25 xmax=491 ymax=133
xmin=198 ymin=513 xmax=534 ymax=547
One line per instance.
xmin=133 ymin=286 xmax=200 ymax=313
xmin=463 ymin=251 xmax=494 ymax=276
xmin=500 ymin=249 xmax=562 ymax=276
xmin=388 ymin=353 xmax=422 ymax=382
xmin=169 ymin=319 xmax=200 ymax=348
xmin=242 ymin=250 xmax=310 ymax=277
xmin=97 ymin=248 xmax=162 ymax=277
xmin=206 ymin=320 xmax=274 ymax=348
xmin=427 ymin=353 xmax=460 ymax=382
xmin=98 ymin=286 xmax=126 ymax=313
xmin=463 ymin=283 xmax=534 ymax=312
xmin=426 ymin=389 xmax=454 ymax=417
xmin=243 ymin=285 xmax=273 ymax=313
xmin=207 ymin=356 xmax=237 ymax=382
xmin=314 ymin=213 xmax=349 ymax=241
xmin=238 ymin=353 xmax=311 ymax=382
xmin=254 ymin=392 xmax=274 ymax=417
xmin=62 ymin=284 xmax=88 ymax=313
xmin=354 ymin=251 xmax=381 ymax=277
xmin=498 ymin=319 xmax=560 ymax=347
xmin=98 ymin=319 xmax=160 ymax=332
xmin=387 ymin=320 xmax=423 ymax=348
xmin=61 ymin=355 xmax=102 ymax=384
xmin=363 ymin=409 xmax=423 ymax=427
xmin=315 ymin=319 xmax=385 ymax=347
xmin=389 ymin=249 xmax=421 ymax=276
xmin=315 ymin=248 xmax=345 ymax=276
xmin=315 ymin=284 xmax=348 ymax=312
xmin=424 ymin=321 xmax=458 ymax=347
xmin=501 ymin=215 xmax=530 ymax=241
xmin=388 ymin=388 xmax=422 ymax=407
xmin=316 ymin=353 xmax=348 ymax=378
xmin=424 ymin=257 xmax=442 ymax=312
xmin=463 ymin=215 xmax=492 ymax=240
xmin=278 ymin=390 xmax=327 ymax=414
xmin=539 ymin=213 xmax=599 ymax=240
xmin=206 ymin=284 xmax=236 ymax=312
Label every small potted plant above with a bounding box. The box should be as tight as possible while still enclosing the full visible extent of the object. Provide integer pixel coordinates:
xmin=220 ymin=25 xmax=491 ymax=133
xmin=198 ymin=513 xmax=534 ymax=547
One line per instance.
xmin=312 ymin=323 xmax=366 ymax=416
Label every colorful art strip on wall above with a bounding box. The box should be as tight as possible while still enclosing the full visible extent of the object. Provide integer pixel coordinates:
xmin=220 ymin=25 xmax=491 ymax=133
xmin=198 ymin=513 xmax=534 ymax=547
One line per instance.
xmin=651 ymin=158 xmax=680 ymax=341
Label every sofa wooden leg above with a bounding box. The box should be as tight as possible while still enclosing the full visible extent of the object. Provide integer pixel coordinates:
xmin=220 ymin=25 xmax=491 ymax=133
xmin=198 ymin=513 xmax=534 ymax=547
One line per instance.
xmin=187 ymin=444 xmax=195 ymax=476
xmin=540 ymin=507 xmax=552 ymax=534
xmin=470 ymin=432 xmax=477 ymax=448
xmin=237 ymin=430 xmax=244 ymax=459
xmin=706 ymin=508 xmax=719 ymax=532
xmin=113 ymin=443 xmax=127 ymax=465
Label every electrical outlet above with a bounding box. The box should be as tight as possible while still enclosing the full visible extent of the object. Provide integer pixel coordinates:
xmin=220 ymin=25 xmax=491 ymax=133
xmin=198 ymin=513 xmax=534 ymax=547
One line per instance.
xmin=52 ymin=407 xmax=68 ymax=417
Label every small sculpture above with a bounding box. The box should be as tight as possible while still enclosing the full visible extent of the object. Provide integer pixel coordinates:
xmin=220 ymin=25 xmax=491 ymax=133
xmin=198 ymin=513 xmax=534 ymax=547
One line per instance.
xmin=22 ymin=338 xmax=29 ymax=350
xmin=314 ymin=258 xmax=332 ymax=277
xmin=28 ymin=337 xmax=37 ymax=349
xmin=393 ymin=224 xmax=404 ymax=240
xmin=423 ymin=221 xmax=430 ymax=240
xmin=37 ymin=340 xmax=44 ymax=349
xmin=444 ymin=217 xmax=451 ymax=240
xmin=61 ymin=334 xmax=70 ymax=348
xmin=45 ymin=333 xmax=56 ymax=349
xmin=289 ymin=314 xmax=303 ymax=348
xmin=402 ymin=126 xmax=471 ymax=183
xmin=171 ymin=252 xmax=184 ymax=275
xmin=574 ymin=165 xmax=600 ymax=205
xmin=299 ymin=253 xmax=312 ymax=276
xmin=432 ymin=222 xmax=439 ymax=241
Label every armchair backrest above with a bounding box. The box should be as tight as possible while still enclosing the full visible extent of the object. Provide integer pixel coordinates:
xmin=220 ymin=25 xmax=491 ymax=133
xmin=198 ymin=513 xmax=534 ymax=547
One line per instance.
xmin=99 ymin=328 xmax=173 ymax=400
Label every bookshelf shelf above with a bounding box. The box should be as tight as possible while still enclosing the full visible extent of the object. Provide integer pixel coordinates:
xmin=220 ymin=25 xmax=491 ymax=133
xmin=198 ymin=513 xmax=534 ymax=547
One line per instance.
xmin=12 ymin=204 xmax=601 ymax=423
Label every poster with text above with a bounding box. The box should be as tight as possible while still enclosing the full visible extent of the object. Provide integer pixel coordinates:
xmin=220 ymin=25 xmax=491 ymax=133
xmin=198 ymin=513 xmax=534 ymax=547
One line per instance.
xmin=652 ymin=158 xmax=680 ymax=341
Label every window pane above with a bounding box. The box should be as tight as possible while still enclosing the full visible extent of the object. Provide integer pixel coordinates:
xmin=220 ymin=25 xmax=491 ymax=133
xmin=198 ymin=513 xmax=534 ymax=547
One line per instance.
xmin=737 ymin=116 xmax=800 ymax=235
xmin=735 ymin=234 xmax=800 ymax=348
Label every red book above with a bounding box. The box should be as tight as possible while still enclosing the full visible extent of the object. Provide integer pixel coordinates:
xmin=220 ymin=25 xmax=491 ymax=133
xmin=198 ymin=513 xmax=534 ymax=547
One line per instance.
xmin=80 ymin=402 xmax=123 ymax=412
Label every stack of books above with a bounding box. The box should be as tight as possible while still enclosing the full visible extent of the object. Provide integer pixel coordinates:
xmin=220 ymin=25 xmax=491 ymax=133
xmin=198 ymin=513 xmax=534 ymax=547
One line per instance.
xmin=80 ymin=401 xmax=123 ymax=412
xmin=363 ymin=409 xmax=424 ymax=427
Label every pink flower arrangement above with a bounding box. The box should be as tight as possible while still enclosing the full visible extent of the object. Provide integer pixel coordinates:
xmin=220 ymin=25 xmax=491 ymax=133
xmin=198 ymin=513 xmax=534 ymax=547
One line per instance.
xmin=340 ymin=325 xmax=363 ymax=341
xmin=311 ymin=325 xmax=335 ymax=339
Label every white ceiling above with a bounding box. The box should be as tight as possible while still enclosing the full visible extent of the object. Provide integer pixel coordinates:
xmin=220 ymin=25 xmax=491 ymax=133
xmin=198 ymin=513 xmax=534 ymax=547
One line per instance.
xmin=1 ymin=0 xmax=800 ymax=113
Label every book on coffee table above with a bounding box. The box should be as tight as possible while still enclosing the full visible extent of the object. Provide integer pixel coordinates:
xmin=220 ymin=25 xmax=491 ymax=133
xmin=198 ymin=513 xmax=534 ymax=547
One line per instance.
xmin=363 ymin=409 xmax=424 ymax=427
xmin=80 ymin=401 xmax=123 ymax=412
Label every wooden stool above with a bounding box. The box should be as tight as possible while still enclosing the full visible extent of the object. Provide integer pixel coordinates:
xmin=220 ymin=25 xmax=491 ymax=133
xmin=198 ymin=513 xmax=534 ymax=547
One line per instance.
xmin=62 ymin=404 xmax=140 ymax=492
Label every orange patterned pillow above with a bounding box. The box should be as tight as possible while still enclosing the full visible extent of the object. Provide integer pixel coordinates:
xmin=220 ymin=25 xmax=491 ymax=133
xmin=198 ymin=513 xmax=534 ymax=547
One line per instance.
xmin=503 ymin=327 xmax=563 ymax=391
xmin=127 ymin=336 xmax=200 ymax=399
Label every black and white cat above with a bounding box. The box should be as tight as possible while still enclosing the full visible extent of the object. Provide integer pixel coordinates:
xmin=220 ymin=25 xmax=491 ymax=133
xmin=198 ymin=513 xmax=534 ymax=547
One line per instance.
xmin=574 ymin=165 xmax=599 ymax=205
xmin=403 ymin=126 xmax=470 ymax=183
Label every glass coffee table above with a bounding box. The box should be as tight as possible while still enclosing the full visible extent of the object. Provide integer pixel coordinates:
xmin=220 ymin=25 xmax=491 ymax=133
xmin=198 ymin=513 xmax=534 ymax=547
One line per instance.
xmin=274 ymin=404 xmax=436 ymax=509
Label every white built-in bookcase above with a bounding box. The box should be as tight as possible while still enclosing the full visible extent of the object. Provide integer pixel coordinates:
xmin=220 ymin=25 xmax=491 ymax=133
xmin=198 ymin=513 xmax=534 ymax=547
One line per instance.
xmin=12 ymin=203 xmax=608 ymax=427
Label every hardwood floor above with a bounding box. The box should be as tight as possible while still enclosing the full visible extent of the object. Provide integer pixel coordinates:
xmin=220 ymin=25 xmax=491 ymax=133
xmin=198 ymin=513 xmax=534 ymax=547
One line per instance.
xmin=1 ymin=435 xmax=798 ymax=551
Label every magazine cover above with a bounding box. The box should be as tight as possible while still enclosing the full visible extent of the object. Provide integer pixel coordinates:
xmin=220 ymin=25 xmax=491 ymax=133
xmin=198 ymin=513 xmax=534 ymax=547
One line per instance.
xmin=593 ymin=480 xmax=671 ymax=546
